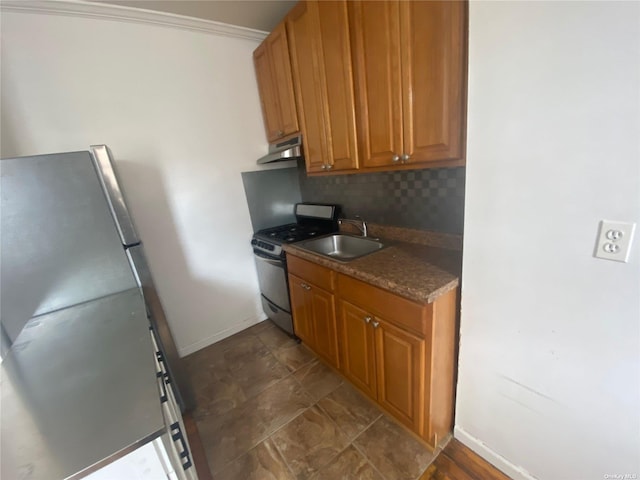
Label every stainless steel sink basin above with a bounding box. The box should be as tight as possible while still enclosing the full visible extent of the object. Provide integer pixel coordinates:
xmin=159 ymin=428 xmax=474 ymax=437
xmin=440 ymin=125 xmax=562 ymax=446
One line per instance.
xmin=298 ymin=234 xmax=385 ymax=261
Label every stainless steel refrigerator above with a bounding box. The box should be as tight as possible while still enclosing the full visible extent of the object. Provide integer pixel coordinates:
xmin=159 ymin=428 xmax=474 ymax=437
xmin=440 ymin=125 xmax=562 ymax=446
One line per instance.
xmin=0 ymin=145 xmax=193 ymax=411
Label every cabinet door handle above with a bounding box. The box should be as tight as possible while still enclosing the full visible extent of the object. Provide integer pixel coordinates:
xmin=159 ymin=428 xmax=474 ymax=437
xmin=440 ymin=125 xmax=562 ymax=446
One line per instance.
xmin=401 ymin=154 xmax=410 ymax=163
xmin=392 ymin=154 xmax=400 ymax=163
xmin=372 ymin=320 xmax=380 ymax=328
xmin=364 ymin=316 xmax=372 ymax=324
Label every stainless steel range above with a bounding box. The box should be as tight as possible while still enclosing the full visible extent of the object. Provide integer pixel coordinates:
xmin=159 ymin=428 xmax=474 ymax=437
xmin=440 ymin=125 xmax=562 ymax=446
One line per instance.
xmin=251 ymin=203 xmax=339 ymax=335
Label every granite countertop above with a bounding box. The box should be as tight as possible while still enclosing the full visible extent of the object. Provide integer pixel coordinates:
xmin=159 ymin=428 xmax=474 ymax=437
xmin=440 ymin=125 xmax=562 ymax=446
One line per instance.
xmin=283 ymin=226 xmax=462 ymax=304
xmin=0 ymin=288 xmax=165 ymax=480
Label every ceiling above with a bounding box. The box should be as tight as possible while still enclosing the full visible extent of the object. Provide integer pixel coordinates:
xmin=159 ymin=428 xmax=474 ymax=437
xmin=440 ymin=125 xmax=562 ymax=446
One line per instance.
xmin=94 ymin=0 xmax=297 ymax=32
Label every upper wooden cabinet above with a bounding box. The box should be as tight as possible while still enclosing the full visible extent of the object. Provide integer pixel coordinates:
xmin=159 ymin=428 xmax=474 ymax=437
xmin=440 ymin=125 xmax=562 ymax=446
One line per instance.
xmin=287 ymin=1 xmax=359 ymax=173
xmin=349 ymin=0 xmax=467 ymax=169
xmin=253 ymin=0 xmax=467 ymax=173
xmin=253 ymin=22 xmax=299 ymax=142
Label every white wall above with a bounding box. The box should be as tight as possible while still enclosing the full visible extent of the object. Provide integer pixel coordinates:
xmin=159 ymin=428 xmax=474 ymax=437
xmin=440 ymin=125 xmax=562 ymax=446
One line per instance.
xmin=458 ymin=2 xmax=640 ymax=479
xmin=1 ymin=6 xmax=273 ymax=355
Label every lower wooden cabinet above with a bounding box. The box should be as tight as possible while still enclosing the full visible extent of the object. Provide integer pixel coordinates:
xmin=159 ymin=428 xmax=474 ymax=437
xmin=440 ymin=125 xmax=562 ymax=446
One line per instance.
xmin=375 ymin=315 xmax=426 ymax=430
xmin=287 ymin=253 xmax=457 ymax=449
xmin=337 ymin=273 xmax=457 ymax=448
xmin=288 ymin=262 xmax=339 ymax=369
xmin=338 ymin=296 xmax=426 ymax=433
xmin=339 ymin=300 xmax=377 ymax=398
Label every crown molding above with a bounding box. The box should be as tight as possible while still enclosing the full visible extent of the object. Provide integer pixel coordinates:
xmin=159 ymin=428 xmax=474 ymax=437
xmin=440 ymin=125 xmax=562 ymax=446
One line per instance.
xmin=0 ymin=0 xmax=269 ymax=41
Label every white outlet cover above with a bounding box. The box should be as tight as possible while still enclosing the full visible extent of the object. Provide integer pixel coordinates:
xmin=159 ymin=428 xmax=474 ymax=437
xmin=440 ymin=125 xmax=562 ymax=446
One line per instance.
xmin=594 ymin=220 xmax=636 ymax=262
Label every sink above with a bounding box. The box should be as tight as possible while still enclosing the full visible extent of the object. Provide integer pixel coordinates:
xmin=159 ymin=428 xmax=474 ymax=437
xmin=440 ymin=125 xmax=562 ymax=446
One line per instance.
xmin=298 ymin=234 xmax=385 ymax=262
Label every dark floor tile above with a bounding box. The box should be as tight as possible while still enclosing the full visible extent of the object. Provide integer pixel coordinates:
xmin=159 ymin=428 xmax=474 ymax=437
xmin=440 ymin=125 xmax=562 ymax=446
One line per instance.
xmin=271 ymin=405 xmax=350 ymax=479
xmin=257 ymin=323 xmax=298 ymax=351
xmin=222 ymin=334 xmax=272 ymax=371
xmin=212 ymin=437 xmax=295 ymax=480
xmin=271 ymin=342 xmax=315 ymax=372
xmin=293 ymin=359 xmax=343 ymax=402
xmin=318 ymin=383 xmax=382 ymax=440
xmin=354 ymin=416 xmax=435 ymax=480
xmin=252 ymin=375 xmax=314 ymax=435
xmin=309 ymin=445 xmax=384 ymax=480
xmin=233 ymin=351 xmax=290 ymax=399
xmin=196 ymin=374 xmax=312 ymax=474
xmin=192 ymin=372 xmax=246 ymax=419
xmin=243 ymin=319 xmax=274 ymax=336
xmin=184 ymin=343 xmax=227 ymax=373
xmin=197 ymin=397 xmax=268 ymax=475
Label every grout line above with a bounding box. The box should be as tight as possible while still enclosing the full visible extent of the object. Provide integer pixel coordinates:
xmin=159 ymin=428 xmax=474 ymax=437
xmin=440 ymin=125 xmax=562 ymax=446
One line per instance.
xmin=351 ymin=441 xmax=390 ymax=480
xmin=268 ymin=432 xmax=299 ymax=479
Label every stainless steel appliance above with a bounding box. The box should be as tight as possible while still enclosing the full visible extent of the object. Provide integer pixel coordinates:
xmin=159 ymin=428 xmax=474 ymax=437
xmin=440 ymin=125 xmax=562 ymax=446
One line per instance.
xmin=0 ymin=145 xmax=193 ymax=412
xmin=251 ymin=203 xmax=339 ymax=335
xmin=256 ymin=134 xmax=303 ymax=164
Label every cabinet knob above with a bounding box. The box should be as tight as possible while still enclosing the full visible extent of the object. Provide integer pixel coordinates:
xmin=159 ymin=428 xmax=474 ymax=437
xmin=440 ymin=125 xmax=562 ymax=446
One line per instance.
xmin=277 ymin=130 xmax=284 ymax=138
xmin=364 ymin=316 xmax=372 ymax=324
xmin=326 ymin=164 xmax=333 ymax=170
xmin=401 ymin=153 xmax=410 ymax=163
xmin=321 ymin=164 xmax=327 ymax=170
xmin=392 ymin=154 xmax=400 ymax=163
xmin=372 ymin=320 xmax=380 ymax=328
xmin=300 ymin=282 xmax=311 ymax=290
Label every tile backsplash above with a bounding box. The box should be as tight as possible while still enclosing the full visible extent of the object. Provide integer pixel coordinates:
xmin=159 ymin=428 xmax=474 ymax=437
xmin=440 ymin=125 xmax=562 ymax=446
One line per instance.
xmin=298 ymin=163 xmax=465 ymax=234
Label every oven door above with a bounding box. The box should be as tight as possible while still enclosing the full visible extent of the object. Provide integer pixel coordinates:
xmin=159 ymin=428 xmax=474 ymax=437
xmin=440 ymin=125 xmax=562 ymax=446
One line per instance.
xmin=253 ymin=250 xmax=291 ymax=312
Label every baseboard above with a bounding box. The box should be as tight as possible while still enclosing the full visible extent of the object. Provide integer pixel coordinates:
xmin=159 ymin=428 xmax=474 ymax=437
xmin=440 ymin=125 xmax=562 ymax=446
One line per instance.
xmin=454 ymin=426 xmax=539 ymax=480
xmin=177 ymin=314 xmax=266 ymax=357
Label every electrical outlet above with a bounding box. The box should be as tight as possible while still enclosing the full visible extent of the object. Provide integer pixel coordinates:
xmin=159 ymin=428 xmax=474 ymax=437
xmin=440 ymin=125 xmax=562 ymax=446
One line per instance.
xmin=594 ymin=220 xmax=636 ymax=262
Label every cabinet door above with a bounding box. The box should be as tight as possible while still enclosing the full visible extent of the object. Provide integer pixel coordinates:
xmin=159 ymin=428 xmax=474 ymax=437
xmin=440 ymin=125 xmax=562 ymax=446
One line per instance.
xmin=287 ymin=1 xmax=328 ymax=172
xmin=266 ymin=23 xmax=299 ymax=140
xmin=288 ymin=1 xmax=359 ymax=173
xmin=289 ymin=274 xmax=314 ymax=345
xmin=253 ymin=41 xmax=283 ymax=143
xmin=315 ymin=0 xmax=359 ymax=171
xmin=309 ymin=284 xmax=339 ymax=368
xmin=400 ymin=0 xmax=466 ymax=164
xmin=349 ymin=0 xmax=404 ymax=169
xmin=338 ymin=300 xmax=377 ymax=399
xmin=374 ymin=318 xmax=425 ymax=431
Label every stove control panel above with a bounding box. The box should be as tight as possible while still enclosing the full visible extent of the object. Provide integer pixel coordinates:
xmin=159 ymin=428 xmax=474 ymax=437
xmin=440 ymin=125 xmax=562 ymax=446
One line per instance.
xmin=251 ymin=238 xmax=282 ymax=257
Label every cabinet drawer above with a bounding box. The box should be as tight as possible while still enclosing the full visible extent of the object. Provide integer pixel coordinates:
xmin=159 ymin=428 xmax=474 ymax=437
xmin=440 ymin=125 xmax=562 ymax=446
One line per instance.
xmin=337 ymin=274 xmax=431 ymax=335
xmin=287 ymin=255 xmax=335 ymax=291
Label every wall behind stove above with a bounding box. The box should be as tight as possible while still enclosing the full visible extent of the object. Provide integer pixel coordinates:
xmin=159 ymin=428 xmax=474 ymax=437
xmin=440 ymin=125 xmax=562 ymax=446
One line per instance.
xmin=298 ymin=164 xmax=465 ymax=234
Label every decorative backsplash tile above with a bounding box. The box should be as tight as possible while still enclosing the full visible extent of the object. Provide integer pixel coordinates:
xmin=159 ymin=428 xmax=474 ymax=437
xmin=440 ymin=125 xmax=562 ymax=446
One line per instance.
xmin=298 ymin=163 xmax=465 ymax=234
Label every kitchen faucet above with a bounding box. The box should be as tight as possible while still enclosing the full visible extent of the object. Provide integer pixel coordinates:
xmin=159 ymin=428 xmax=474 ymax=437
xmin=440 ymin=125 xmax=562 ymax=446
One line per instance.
xmin=338 ymin=216 xmax=368 ymax=237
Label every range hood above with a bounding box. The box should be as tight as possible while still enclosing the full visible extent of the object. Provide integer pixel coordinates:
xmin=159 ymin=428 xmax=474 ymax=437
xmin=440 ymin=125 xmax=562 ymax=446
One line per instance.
xmin=257 ymin=135 xmax=303 ymax=164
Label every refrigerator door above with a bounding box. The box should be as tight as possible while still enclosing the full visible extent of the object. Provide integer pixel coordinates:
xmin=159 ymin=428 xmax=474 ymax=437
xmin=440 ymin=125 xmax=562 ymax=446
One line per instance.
xmin=0 ymin=152 xmax=138 ymax=342
xmin=89 ymin=145 xmax=140 ymax=247
xmin=127 ymin=245 xmax=194 ymax=412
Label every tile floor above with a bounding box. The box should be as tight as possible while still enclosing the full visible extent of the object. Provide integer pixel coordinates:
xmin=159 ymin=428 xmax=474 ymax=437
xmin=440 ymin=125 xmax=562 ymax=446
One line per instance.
xmin=184 ymin=320 xmax=436 ymax=480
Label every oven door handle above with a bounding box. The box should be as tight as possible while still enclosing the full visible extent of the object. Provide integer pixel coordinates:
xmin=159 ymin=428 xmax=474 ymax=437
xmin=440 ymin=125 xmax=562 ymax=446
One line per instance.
xmin=253 ymin=249 xmax=284 ymax=267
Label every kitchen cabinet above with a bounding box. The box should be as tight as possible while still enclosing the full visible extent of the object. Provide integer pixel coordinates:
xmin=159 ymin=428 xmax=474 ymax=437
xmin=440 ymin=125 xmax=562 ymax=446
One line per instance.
xmin=338 ymin=273 xmax=458 ymax=448
xmin=253 ymin=22 xmax=299 ymax=142
xmin=287 ymin=250 xmax=458 ymax=448
xmin=349 ymin=0 xmax=467 ymax=169
xmin=338 ymin=275 xmax=426 ymax=433
xmin=288 ymin=256 xmax=340 ymax=368
xmin=287 ymin=0 xmax=359 ymax=173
